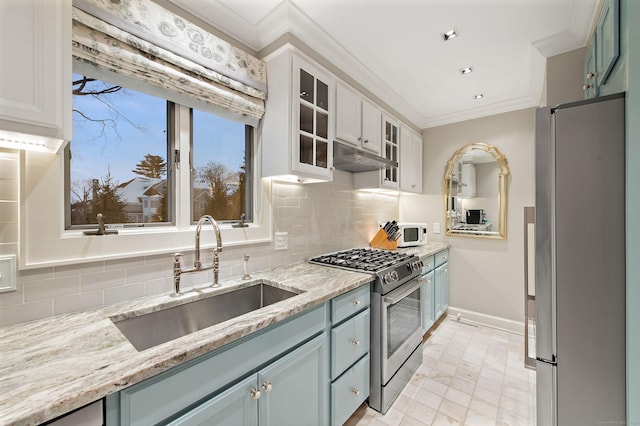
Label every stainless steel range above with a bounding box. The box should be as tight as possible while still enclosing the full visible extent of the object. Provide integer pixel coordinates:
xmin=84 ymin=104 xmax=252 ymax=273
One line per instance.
xmin=309 ymin=248 xmax=424 ymax=414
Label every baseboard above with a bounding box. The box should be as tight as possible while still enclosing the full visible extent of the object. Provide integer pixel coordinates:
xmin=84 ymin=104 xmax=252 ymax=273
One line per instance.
xmin=447 ymin=306 xmax=524 ymax=336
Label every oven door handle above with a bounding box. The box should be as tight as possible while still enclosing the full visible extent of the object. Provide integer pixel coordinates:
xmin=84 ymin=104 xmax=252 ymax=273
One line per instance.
xmin=383 ymin=276 xmax=425 ymax=305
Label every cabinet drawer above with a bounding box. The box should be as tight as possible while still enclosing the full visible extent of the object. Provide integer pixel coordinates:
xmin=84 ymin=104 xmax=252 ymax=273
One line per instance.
xmin=331 ymin=309 xmax=369 ymax=380
xmin=421 ymin=255 xmax=435 ymax=273
xmin=331 ymin=354 xmax=369 ymax=426
xmin=435 ymin=250 xmax=449 ymax=267
xmin=331 ymin=284 xmax=370 ymax=325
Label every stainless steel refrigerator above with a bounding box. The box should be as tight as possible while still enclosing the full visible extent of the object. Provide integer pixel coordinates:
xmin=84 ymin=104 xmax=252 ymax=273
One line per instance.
xmin=535 ymin=93 xmax=626 ymax=426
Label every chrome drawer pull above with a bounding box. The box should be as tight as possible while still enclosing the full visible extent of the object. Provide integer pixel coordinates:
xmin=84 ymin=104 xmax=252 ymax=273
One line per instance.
xmin=351 ymin=338 xmax=360 ymax=346
xmin=352 ymin=388 xmax=360 ymax=396
xmin=250 ymin=388 xmax=261 ymax=400
xmin=352 ymin=299 xmax=361 ymax=306
xmin=262 ymin=381 xmax=273 ymax=393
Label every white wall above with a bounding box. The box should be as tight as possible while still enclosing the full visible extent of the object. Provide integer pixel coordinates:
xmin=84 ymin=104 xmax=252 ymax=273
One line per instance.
xmin=0 ymin=164 xmax=398 ymax=326
xmin=400 ymin=108 xmax=535 ymax=328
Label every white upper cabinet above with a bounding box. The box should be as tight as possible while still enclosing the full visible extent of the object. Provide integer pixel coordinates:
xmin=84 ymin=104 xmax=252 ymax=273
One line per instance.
xmin=400 ymin=126 xmax=423 ymax=194
xmin=380 ymin=114 xmax=400 ymax=190
xmin=262 ymin=46 xmax=334 ymax=183
xmin=355 ymin=113 xmax=399 ymax=191
xmin=335 ymin=82 xmax=381 ymax=154
xmin=0 ymin=0 xmax=71 ymax=153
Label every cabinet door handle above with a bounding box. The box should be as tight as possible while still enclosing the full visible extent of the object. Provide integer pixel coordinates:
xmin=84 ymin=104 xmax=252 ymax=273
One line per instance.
xmin=364 ymin=139 xmax=369 ymax=144
xmin=352 ymin=388 xmax=360 ymax=396
xmin=444 ymin=269 xmax=448 ymax=273
xmin=250 ymin=388 xmax=261 ymax=400
xmin=586 ymin=72 xmax=598 ymax=79
xmin=351 ymin=338 xmax=360 ymax=346
xmin=427 ymin=279 xmax=432 ymax=284
xmin=583 ymin=84 xmax=593 ymax=91
xmin=262 ymin=381 xmax=273 ymax=393
xmin=352 ymin=299 xmax=361 ymax=306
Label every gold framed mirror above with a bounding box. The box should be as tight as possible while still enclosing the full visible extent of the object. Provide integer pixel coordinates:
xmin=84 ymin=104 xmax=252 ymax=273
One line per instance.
xmin=443 ymin=143 xmax=510 ymax=239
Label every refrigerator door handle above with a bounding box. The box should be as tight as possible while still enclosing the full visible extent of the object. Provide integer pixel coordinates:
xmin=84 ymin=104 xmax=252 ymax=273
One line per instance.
xmin=536 ymin=355 xmax=557 ymax=366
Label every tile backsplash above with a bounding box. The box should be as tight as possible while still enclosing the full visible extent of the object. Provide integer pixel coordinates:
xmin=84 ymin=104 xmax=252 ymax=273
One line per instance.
xmin=0 ymin=149 xmax=398 ymax=326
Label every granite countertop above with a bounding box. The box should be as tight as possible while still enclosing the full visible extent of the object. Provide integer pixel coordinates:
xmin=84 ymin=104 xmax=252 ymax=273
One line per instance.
xmin=0 ymin=243 xmax=448 ymax=425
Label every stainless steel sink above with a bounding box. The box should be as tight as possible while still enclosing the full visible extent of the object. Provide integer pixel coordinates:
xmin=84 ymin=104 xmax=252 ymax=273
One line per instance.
xmin=112 ymin=283 xmax=299 ymax=351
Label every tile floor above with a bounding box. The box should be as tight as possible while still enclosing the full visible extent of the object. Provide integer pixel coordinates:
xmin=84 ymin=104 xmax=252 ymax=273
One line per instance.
xmin=346 ymin=318 xmax=536 ymax=426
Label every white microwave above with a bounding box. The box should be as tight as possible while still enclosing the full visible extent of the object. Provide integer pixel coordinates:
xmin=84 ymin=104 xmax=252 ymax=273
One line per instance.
xmin=379 ymin=222 xmax=428 ymax=247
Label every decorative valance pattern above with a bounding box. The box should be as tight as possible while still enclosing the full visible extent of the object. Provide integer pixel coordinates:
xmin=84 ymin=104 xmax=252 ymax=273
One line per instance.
xmin=72 ymin=0 xmax=267 ymax=122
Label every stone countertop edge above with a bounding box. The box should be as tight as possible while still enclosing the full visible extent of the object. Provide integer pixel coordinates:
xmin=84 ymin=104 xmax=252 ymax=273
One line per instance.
xmin=0 ymin=243 xmax=448 ymax=425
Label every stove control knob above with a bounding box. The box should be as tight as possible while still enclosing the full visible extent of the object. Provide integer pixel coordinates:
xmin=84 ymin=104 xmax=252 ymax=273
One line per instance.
xmin=384 ymin=271 xmax=399 ymax=284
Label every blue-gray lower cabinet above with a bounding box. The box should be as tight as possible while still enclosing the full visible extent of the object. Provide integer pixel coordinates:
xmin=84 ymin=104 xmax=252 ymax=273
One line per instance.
xmin=259 ymin=333 xmax=327 ymax=425
xmin=435 ymin=262 xmax=449 ymax=319
xmin=168 ymin=333 xmax=327 ymax=426
xmin=330 ymin=309 xmax=369 ymax=380
xmin=106 ymin=305 xmax=327 ymax=426
xmin=329 ymin=285 xmax=370 ymax=425
xmin=331 ymin=354 xmax=369 ymax=426
xmin=104 ymin=285 xmax=374 ymax=426
xmin=421 ymin=270 xmax=435 ymax=331
xmin=167 ymin=375 xmax=257 ymax=426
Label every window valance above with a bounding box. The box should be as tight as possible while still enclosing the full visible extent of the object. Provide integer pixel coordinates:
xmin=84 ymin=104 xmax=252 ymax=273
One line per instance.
xmin=72 ymin=0 xmax=267 ymax=122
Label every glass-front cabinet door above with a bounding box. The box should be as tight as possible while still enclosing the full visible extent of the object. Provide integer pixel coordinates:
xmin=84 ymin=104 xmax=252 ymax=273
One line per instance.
xmin=382 ymin=114 xmax=399 ymax=189
xmin=292 ymin=56 xmax=333 ymax=180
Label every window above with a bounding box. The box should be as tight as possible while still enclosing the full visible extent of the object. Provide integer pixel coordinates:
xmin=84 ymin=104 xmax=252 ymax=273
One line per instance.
xmin=68 ymin=72 xmax=253 ymax=230
xmin=69 ymin=73 xmax=170 ymax=228
xmin=191 ymin=109 xmax=252 ymax=223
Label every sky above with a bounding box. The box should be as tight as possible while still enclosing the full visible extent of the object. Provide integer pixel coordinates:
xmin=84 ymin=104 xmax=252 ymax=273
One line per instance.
xmin=71 ymin=73 xmax=245 ymax=199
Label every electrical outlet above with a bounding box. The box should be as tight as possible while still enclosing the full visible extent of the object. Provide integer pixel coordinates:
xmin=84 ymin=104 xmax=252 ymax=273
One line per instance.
xmin=0 ymin=255 xmax=17 ymax=293
xmin=274 ymin=232 xmax=288 ymax=250
xmin=433 ymin=223 xmax=441 ymax=234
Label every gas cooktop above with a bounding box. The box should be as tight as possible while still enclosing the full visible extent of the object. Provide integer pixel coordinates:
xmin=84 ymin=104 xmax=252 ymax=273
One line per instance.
xmin=308 ymin=248 xmax=414 ymax=274
xmin=309 ymin=248 xmax=423 ymax=295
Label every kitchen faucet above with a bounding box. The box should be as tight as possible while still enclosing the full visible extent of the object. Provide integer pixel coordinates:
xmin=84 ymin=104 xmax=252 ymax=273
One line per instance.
xmin=172 ymin=215 xmax=223 ymax=296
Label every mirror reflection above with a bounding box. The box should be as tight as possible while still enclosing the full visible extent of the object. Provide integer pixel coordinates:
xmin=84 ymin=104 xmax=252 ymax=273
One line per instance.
xmin=443 ymin=143 xmax=510 ymax=239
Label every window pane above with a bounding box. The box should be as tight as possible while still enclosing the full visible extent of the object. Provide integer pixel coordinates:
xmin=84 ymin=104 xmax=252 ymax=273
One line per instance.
xmin=300 ymin=69 xmax=314 ymax=104
xmin=300 ymin=104 xmax=314 ymax=134
xmin=300 ymin=134 xmax=314 ymax=165
xmin=316 ymin=80 xmax=328 ymax=110
xmin=316 ymin=140 xmax=328 ymax=168
xmin=192 ymin=109 xmax=250 ymax=223
xmin=316 ymin=111 xmax=328 ymax=139
xmin=69 ymin=73 xmax=169 ymax=227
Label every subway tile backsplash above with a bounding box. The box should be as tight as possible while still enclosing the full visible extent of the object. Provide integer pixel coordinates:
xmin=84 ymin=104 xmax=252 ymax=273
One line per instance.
xmin=0 ymin=151 xmax=398 ymax=326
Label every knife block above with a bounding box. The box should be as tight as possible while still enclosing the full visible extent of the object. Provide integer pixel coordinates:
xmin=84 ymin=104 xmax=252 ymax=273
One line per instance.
xmin=369 ymin=228 xmax=398 ymax=250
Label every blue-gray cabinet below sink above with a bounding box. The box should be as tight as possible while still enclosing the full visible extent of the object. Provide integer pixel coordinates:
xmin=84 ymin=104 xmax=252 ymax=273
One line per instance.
xmin=105 ymin=283 xmax=373 ymax=426
xmin=106 ymin=305 xmax=328 ymax=426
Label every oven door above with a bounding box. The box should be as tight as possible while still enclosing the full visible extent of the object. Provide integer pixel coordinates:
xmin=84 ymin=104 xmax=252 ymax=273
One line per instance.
xmin=381 ymin=276 xmax=425 ymax=384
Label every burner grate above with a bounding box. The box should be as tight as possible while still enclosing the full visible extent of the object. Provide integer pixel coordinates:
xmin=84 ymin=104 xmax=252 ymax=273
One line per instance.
xmin=309 ymin=248 xmax=411 ymax=273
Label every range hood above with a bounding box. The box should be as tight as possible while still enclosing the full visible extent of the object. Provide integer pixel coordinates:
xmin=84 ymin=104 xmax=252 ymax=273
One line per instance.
xmin=333 ymin=140 xmax=397 ymax=173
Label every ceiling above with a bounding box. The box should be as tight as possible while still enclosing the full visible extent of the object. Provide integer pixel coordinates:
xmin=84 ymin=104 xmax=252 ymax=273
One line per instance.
xmin=167 ymin=0 xmax=600 ymax=129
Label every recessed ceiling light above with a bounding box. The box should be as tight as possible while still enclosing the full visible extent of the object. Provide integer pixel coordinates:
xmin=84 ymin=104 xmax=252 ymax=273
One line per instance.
xmin=441 ymin=28 xmax=459 ymax=41
xmin=460 ymin=66 xmax=473 ymax=75
xmin=473 ymin=94 xmax=484 ymax=100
